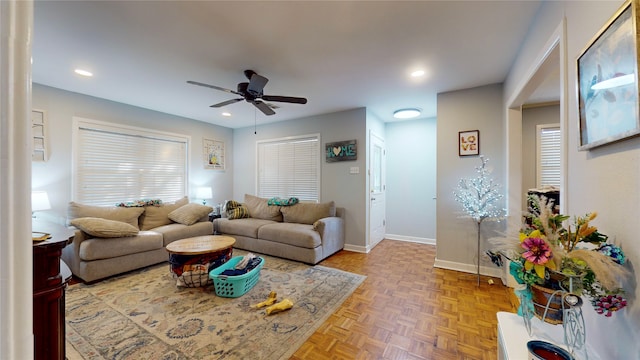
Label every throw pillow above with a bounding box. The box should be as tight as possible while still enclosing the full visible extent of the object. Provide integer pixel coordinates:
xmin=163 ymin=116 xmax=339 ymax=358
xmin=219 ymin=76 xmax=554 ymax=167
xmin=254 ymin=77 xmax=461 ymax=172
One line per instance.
xmin=226 ymin=200 xmax=250 ymax=220
xmin=67 ymin=202 xmax=144 ymax=228
xmin=70 ymin=217 xmax=139 ymax=238
xmin=280 ymin=201 xmax=336 ymax=225
xmin=139 ymin=196 xmax=188 ymax=230
xmin=244 ymin=194 xmax=282 ymax=221
xmin=168 ymin=203 xmax=213 ymax=225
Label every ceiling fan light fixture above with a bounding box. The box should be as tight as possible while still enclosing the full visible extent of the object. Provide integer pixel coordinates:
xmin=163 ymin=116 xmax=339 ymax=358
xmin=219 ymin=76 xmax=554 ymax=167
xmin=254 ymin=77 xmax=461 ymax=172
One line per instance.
xmin=393 ymin=108 xmax=421 ymax=119
xmin=222 ymin=112 xmax=231 ymax=117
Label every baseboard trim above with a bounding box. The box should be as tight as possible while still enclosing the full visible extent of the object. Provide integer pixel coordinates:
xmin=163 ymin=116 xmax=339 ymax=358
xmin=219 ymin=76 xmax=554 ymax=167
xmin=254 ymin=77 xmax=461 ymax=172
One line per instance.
xmin=434 ymin=258 xmax=503 ymax=278
xmin=343 ymin=244 xmax=368 ymax=253
xmin=385 ymin=234 xmax=436 ymax=245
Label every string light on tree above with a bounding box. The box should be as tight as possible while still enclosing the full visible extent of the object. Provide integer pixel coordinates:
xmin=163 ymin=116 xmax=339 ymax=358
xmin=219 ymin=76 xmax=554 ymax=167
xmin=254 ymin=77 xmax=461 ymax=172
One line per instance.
xmin=454 ymin=155 xmax=505 ymax=285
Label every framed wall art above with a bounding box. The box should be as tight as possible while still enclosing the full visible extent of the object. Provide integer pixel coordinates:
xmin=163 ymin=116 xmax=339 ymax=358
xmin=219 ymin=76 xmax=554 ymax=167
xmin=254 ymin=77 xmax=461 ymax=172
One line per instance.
xmin=325 ymin=139 xmax=357 ymax=162
xmin=577 ymin=0 xmax=640 ymax=150
xmin=203 ymin=138 xmax=225 ymax=170
xmin=32 ymin=109 xmax=47 ymax=162
xmin=459 ymin=130 xmax=479 ymax=156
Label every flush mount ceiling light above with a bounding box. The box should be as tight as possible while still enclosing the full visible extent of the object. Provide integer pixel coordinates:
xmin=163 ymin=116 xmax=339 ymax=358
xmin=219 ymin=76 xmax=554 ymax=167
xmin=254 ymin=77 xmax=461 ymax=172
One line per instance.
xmin=410 ymin=70 xmax=425 ymax=78
xmin=393 ymin=108 xmax=421 ymax=119
xmin=74 ymin=69 xmax=93 ymax=77
xmin=222 ymin=112 xmax=231 ymax=117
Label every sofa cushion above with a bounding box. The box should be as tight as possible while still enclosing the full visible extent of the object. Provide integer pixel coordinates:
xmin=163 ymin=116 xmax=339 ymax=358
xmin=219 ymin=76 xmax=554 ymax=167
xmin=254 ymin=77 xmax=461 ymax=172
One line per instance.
xmin=154 ymin=222 xmax=214 ymax=246
xmin=168 ymin=203 xmax=212 ymax=225
xmin=139 ymin=196 xmax=188 ymax=230
xmin=70 ymin=217 xmax=139 ymax=238
xmin=258 ymin=222 xmax=322 ymax=249
xmin=244 ymin=194 xmax=282 ymax=221
xmin=215 ymin=218 xmax=277 ymax=238
xmin=280 ymin=201 xmax=336 ymax=225
xmin=79 ymin=231 xmax=163 ymax=261
xmin=68 ymin=202 xmax=144 ymax=228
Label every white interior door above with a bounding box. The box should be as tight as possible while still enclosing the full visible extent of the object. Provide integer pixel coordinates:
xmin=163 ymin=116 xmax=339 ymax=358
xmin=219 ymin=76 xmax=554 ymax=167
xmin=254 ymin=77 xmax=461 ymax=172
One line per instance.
xmin=369 ymin=132 xmax=385 ymax=249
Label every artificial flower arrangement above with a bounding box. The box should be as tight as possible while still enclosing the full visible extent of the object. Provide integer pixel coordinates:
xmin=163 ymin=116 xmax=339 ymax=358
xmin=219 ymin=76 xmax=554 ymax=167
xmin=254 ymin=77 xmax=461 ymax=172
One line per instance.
xmin=490 ymin=195 xmax=629 ymax=317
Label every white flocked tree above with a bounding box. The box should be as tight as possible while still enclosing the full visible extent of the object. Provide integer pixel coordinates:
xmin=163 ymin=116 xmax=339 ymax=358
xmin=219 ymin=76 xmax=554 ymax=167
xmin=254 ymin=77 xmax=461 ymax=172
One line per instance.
xmin=454 ymin=155 xmax=505 ymax=285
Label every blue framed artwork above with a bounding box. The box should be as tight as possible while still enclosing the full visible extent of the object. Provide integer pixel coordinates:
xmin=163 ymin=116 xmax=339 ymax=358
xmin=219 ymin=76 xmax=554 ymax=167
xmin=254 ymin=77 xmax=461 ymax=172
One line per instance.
xmin=577 ymin=0 xmax=640 ymax=150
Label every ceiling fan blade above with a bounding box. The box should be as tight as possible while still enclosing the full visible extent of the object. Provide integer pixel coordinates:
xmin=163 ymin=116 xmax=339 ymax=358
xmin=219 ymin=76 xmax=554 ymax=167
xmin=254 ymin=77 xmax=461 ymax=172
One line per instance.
xmin=247 ymin=73 xmax=269 ymax=95
xmin=210 ymin=98 xmax=243 ymax=108
xmin=187 ymin=80 xmax=242 ymax=96
xmin=261 ymin=95 xmax=307 ymax=104
xmin=252 ymin=100 xmax=275 ymax=116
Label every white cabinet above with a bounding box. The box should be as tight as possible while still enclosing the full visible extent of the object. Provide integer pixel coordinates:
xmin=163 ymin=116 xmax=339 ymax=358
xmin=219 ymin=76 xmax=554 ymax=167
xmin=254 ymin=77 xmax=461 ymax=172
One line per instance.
xmin=497 ymin=311 xmax=601 ymax=360
xmin=32 ymin=109 xmax=46 ymax=161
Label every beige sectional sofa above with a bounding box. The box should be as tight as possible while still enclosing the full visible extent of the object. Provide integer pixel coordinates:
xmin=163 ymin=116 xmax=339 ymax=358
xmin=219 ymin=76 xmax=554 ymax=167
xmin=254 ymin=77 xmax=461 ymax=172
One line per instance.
xmin=214 ymin=194 xmax=345 ymax=264
xmin=62 ymin=197 xmax=213 ymax=282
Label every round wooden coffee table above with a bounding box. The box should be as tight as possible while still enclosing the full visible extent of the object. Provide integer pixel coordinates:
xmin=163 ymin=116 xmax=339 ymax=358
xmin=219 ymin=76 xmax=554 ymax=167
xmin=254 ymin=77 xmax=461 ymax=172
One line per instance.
xmin=166 ymin=235 xmax=236 ymax=287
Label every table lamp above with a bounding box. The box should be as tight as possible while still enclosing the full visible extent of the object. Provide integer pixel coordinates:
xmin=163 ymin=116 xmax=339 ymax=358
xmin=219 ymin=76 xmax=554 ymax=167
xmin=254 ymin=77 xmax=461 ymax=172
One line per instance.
xmin=195 ymin=187 xmax=212 ymax=205
xmin=32 ymin=190 xmax=51 ymax=217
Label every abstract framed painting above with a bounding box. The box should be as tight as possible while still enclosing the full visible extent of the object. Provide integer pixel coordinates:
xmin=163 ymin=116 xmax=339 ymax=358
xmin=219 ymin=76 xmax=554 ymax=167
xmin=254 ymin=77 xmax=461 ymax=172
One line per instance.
xmin=577 ymin=0 xmax=640 ymax=150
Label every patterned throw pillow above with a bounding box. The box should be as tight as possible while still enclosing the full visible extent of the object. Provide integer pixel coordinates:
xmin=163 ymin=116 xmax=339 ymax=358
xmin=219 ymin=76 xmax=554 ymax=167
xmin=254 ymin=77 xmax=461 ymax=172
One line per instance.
xmin=225 ymin=200 xmax=250 ymax=220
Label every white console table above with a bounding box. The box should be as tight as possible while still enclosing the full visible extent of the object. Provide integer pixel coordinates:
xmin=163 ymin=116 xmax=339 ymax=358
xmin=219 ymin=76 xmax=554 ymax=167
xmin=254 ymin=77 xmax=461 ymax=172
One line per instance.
xmin=497 ymin=311 xmax=601 ymax=360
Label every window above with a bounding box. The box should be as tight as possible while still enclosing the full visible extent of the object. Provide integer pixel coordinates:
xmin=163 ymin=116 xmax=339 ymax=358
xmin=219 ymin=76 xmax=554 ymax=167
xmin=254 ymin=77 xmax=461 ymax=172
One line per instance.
xmin=73 ymin=117 xmax=189 ymax=206
xmin=536 ymin=124 xmax=561 ymax=188
xmin=256 ymin=134 xmax=320 ymax=202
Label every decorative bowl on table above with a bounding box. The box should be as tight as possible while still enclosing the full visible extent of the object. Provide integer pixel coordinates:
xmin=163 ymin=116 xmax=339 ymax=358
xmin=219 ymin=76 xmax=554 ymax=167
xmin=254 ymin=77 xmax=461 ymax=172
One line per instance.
xmin=527 ymin=340 xmax=573 ymax=360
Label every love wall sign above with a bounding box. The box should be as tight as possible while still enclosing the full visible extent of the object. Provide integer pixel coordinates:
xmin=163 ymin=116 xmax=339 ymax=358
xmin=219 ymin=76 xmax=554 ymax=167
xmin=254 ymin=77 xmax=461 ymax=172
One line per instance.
xmin=326 ymin=140 xmax=357 ymax=162
xmin=459 ymin=130 xmax=480 ymax=156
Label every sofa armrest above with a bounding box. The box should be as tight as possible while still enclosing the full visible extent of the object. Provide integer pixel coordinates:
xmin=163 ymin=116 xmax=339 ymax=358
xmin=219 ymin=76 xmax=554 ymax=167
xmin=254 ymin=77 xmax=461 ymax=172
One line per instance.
xmin=61 ymin=228 xmax=88 ymax=277
xmin=313 ymin=216 xmax=344 ymax=256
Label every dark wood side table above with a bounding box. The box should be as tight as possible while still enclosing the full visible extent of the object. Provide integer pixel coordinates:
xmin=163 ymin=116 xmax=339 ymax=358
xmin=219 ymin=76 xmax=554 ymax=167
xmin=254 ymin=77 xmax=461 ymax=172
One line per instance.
xmin=32 ymin=220 xmax=74 ymax=360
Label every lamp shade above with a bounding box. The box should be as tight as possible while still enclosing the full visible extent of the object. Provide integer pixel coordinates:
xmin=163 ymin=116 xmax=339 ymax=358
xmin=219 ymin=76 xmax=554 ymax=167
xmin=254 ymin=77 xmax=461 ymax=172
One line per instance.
xmin=32 ymin=191 xmax=51 ymax=211
xmin=195 ymin=187 xmax=212 ymax=200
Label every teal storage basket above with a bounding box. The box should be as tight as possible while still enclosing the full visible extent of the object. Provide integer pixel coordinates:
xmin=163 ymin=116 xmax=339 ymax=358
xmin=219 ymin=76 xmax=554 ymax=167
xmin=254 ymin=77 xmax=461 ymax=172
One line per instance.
xmin=209 ymin=256 xmax=264 ymax=298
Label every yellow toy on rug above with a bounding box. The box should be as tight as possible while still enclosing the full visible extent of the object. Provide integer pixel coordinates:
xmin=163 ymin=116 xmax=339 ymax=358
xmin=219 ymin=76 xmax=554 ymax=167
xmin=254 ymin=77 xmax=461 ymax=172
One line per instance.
xmin=265 ymin=299 xmax=293 ymax=315
xmin=252 ymin=291 xmax=278 ymax=308
xmin=251 ymin=291 xmax=294 ymax=315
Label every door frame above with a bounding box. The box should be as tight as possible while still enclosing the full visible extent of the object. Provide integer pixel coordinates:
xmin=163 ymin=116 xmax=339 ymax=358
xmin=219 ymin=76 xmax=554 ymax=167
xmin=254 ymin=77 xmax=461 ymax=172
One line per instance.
xmin=368 ymin=131 xmax=386 ymax=250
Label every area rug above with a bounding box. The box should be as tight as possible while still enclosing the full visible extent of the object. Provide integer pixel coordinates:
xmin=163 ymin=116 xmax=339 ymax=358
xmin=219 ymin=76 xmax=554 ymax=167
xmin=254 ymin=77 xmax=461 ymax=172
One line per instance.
xmin=65 ymin=251 xmax=365 ymax=360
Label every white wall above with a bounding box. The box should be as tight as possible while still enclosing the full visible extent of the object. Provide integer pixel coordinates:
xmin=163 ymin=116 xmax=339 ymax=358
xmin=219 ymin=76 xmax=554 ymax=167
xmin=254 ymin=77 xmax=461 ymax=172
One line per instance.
xmin=435 ymin=83 xmax=506 ymax=275
xmin=232 ymin=108 xmax=368 ymax=250
xmin=385 ymin=117 xmax=437 ymax=243
xmin=505 ymin=1 xmax=639 ymax=357
xmin=32 ymin=84 xmax=234 ymax=220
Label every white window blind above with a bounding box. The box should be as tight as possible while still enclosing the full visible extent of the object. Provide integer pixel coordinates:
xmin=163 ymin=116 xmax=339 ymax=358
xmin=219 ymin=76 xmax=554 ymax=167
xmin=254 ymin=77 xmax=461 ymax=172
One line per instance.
xmin=536 ymin=124 xmax=561 ymax=188
xmin=73 ymin=118 xmax=188 ymax=206
xmin=257 ymin=134 xmax=320 ymax=202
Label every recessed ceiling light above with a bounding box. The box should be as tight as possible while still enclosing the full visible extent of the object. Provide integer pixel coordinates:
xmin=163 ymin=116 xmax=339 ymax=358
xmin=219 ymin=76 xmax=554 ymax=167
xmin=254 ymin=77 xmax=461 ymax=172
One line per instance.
xmin=74 ymin=69 xmax=93 ymax=77
xmin=393 ymin=108 xmax=421 ymax=119
xmin=222 ymin=112 xmax=231 ymax=117
xmin=410 ymin=70 xmax=425 ymax=77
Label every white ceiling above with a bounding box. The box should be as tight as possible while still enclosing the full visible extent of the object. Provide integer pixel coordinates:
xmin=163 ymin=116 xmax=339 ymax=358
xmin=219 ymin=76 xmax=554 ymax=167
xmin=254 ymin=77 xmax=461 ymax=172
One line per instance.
xmin=33 ymin=1 xmax=547 ymax=129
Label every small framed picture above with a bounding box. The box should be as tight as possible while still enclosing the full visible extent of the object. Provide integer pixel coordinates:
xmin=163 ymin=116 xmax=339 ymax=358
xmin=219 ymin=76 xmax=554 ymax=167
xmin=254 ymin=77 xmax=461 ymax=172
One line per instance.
xmin=203 ymin=138 xmax=225 ymax=170
xmin=459 ymin=130 xmax=479 ymax=156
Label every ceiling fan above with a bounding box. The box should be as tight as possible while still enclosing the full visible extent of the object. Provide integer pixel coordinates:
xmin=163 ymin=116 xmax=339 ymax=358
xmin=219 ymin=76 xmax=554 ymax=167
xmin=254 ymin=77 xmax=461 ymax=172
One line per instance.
xmin=187 ymin=70 xmax=307 ymax=116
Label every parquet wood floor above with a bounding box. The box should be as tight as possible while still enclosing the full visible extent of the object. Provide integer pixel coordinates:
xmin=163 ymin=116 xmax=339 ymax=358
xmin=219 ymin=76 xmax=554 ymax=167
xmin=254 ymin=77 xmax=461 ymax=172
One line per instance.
xmin=291 ymin=240 xmax=517 ymax=360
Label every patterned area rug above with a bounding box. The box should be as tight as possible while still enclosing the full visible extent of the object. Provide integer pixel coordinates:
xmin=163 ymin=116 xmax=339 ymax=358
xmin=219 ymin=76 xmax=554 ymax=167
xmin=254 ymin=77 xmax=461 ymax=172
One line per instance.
xmin=65 ymin=251 xmax=365 ymax=360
